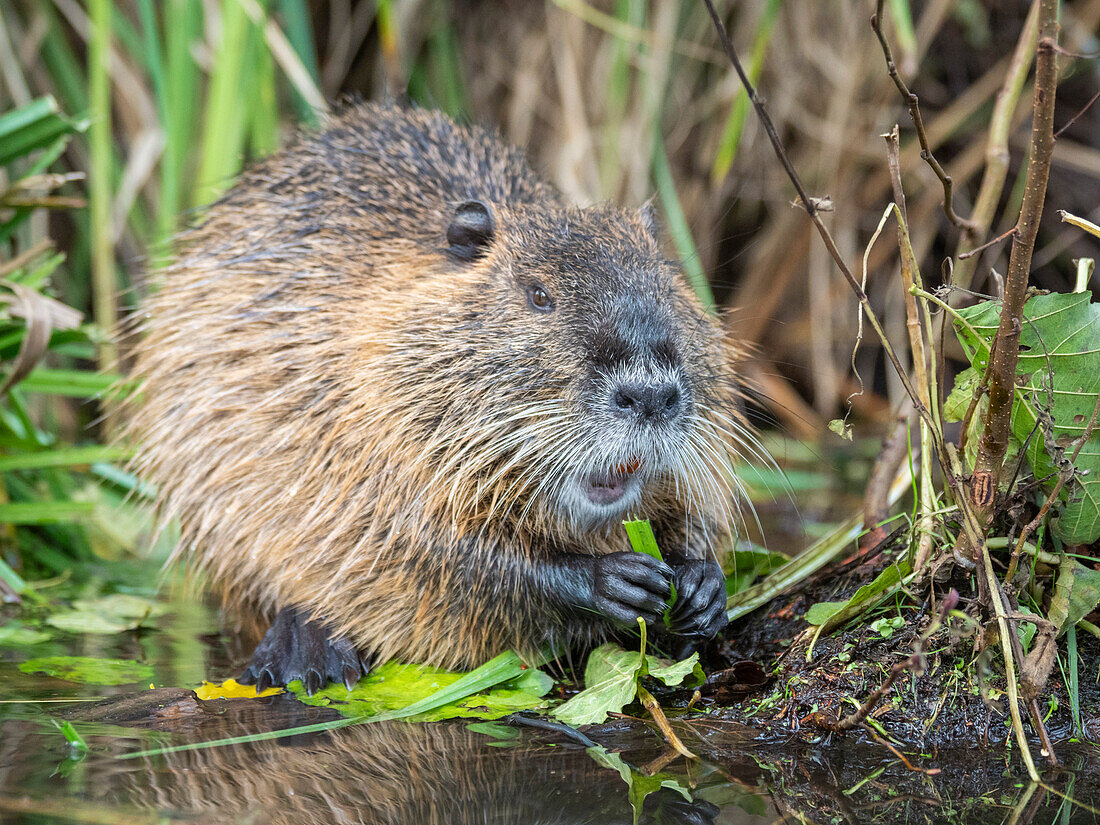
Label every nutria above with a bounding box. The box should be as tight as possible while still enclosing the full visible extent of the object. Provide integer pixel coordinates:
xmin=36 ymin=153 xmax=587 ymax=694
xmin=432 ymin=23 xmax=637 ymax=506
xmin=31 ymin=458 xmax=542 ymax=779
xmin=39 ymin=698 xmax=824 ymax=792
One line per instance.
xmin=130 ymin=103 xmax=752 ymax=693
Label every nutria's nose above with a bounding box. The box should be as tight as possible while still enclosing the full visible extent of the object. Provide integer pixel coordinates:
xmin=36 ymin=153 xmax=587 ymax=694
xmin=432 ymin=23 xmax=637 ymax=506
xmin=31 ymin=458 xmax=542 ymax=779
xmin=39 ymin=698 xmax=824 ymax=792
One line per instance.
xmin=612 ymin=380 xmax=682 ymax=423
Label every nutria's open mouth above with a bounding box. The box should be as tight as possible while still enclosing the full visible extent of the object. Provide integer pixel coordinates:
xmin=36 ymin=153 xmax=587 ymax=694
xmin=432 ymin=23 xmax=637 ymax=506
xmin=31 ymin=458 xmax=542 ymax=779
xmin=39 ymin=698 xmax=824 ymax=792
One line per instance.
xmin=583 ymin=458 xmax=643 ymax=506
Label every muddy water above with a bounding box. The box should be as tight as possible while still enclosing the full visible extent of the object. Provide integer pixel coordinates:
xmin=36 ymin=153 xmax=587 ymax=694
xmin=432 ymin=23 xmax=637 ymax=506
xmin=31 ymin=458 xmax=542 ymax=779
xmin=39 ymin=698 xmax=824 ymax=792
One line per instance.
xmin=1 ymin=599 xmax=1097 ymax=825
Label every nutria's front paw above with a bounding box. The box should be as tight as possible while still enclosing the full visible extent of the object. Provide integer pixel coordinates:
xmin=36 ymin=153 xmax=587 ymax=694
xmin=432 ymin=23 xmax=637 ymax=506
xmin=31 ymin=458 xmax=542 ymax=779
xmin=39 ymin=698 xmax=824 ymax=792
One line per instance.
xmin=238 ymin=607 xmax=372 ymax=695
xmin=591 ymin=552 xmax=674 ymax=627
xmin=668 ymin=559 xmax=727 ymax=640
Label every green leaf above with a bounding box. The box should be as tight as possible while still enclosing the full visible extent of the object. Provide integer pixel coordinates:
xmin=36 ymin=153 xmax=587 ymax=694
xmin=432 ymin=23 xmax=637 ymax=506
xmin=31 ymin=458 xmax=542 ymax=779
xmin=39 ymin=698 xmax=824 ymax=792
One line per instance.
xmin=724 ymin=544 xmax=789 ymax=596
xmin=587 ymin=746 xmax=691 ymax=825
xmin=552 ymin=631 xmax=700 ymax=727
xmin=805 ymin=600 xmax=848 ymax=625
xmin=555 ymin=642 xmax=645 ymax=727
xmin=646 ymin=652 xmax=701 ymax=687
xmin=292 ymin=652 xmax=551 ymax=722
xmin=805 ymin=562 xmax=911 ymax=633
xmin=45 ymin=593 xmax=167 ymax=635
xmin=0 ymin=622 xmax=51 ymax=646
xmin=20 ymin=655 xmax=154 ymax=685
xmin=943 ymin=366 xmax=980 ymax=423
xmin=1049 ymin=559 xmax=1100 ymax=635
xmin=955 ymin=292 xmax=1100 ymax=543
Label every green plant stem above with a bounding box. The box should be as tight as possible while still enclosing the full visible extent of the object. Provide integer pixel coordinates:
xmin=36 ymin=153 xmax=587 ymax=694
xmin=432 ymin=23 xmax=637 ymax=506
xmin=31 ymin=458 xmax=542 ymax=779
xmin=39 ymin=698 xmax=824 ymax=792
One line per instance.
xmin=884 ymin=129 xmax=936 ymax=569
xmin=88 ymin=0 xmax=117 ymax=373
xmin=980 ymin=541 xmax=1039 ymax=780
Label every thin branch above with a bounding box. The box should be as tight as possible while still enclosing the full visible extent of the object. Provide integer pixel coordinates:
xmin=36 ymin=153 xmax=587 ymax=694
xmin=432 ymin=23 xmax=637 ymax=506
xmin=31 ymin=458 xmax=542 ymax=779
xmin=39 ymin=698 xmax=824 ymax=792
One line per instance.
xmin=813 ymin=653 xmax=920 ymax=733
xmin=1054 ymin=89 xmax=1100 ymax=139
xmin=871 ymin=0 xmax=977 ymax=233
xmin=700 ymin=0 xmax=925 ymax=415
xmin=958 ymin=226 xmax=1017 ymax=260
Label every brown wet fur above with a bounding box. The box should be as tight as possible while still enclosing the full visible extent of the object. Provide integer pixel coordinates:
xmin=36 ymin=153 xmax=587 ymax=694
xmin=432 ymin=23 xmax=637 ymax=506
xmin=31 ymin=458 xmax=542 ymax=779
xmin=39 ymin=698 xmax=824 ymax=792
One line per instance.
xmin=128 ymin=103 xmax=749 ymax=671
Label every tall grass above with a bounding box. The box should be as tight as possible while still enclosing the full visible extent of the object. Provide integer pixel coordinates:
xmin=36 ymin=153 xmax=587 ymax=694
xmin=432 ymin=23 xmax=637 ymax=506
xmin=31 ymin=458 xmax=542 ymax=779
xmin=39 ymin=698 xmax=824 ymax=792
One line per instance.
xmin=2 ymin=0 xmax=1097 ymax=573
xmin=0 ymin=0 xmax=324 ymax=577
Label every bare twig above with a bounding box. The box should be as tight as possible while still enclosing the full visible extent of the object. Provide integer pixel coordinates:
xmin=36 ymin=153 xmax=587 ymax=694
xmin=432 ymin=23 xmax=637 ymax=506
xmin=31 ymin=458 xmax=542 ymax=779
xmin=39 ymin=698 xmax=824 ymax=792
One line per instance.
xmin=862 ymin=723 xmax=942 ymax=775
xmin=958 ymin=227 xmax=1018 ymax=260
xmin=1054 ymin=89 xmax=1100 ymax=139
xmin=812 ymin=653 xmax=920 ymax=733
xmin=871 ymin=0 xmax=977 ymax=233
xmin=885 ymin=127 xmax=936 ymax=568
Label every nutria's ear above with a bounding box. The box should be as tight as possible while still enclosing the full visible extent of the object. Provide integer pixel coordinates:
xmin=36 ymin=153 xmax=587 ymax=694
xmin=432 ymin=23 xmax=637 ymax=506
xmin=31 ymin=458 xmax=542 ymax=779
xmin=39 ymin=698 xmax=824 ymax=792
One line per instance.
xmin=639 ymin=199 xmax=661 ymax=242
xmin=446 ymin=200 xmax=495 ymax=261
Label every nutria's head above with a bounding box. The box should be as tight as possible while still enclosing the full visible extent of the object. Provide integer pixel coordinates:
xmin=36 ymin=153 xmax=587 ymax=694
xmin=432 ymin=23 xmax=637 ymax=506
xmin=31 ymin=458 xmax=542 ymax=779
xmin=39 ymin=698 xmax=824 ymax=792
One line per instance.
xmin=395 ymin=198 xmax=748 ymax=541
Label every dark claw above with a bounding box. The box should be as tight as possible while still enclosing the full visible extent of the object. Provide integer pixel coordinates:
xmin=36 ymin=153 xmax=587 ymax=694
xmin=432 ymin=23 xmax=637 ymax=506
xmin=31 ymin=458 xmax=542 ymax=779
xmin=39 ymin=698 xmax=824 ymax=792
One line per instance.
xmin=304 ymin=669 xmax=322 ymax=696
xmin=343 ymin=665 xmax=361 ymax=691
xmin=240 ymin=606 xmax=372 ymax=692
xmin=669 ymin=559 xmax=727 ymax=640
xmin=256 ymin=668 xmax=274 ymax=694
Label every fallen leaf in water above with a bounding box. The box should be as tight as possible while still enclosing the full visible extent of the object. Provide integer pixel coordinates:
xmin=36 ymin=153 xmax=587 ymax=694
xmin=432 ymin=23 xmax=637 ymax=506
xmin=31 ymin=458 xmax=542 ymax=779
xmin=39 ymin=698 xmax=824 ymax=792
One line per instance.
xmin=194 ymin=678 xmax=283 ymax=700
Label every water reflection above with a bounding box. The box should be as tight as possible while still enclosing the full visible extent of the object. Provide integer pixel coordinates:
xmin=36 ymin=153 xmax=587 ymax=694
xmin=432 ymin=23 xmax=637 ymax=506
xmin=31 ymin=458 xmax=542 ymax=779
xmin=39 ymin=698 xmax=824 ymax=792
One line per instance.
xmin=0 ymin=694 xmax=765 ymax=824
xmin=0 ymin=687 xmax=1097 ymax=824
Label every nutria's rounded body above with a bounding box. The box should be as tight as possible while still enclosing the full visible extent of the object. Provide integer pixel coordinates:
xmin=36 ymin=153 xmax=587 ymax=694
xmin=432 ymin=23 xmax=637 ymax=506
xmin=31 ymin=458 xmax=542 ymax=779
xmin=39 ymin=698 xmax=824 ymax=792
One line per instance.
xmin=132 ymin=104 xmax=749 ymax=690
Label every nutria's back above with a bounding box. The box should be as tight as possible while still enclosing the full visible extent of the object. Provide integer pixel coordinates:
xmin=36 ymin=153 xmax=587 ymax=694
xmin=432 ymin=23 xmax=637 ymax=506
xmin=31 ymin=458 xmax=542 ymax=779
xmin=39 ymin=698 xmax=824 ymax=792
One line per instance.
xmin=131 ymin=103 xmax=747 ymax=682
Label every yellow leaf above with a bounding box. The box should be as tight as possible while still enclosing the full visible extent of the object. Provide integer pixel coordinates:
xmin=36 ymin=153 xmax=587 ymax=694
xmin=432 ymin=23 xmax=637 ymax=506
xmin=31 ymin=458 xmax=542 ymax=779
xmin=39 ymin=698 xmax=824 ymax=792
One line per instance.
xmin=194 ymin=678 xmax=282 ymax=700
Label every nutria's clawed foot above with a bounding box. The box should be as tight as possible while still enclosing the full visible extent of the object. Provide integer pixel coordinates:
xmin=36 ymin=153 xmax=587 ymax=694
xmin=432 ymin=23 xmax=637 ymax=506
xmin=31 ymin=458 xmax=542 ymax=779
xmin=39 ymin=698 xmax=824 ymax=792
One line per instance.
xmin=590 ymin=551 xmax=675 ymax=627
xmin=669 ymin=559 xmax=727 ymax=640
xmin=239 ymin=607 xmax=371 ymax=695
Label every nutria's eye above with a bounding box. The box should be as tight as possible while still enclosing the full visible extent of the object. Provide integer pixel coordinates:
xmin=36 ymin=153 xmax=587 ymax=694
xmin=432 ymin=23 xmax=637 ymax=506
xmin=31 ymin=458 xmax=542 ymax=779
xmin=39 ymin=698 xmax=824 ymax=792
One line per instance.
xmin=527 ymin=283 xmax=555 ymax=313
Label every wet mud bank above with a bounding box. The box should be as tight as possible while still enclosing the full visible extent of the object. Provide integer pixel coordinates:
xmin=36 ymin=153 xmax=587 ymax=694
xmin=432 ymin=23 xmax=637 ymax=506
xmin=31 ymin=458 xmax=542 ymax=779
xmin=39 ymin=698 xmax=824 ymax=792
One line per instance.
xmin=698 ymin=554 xmax=1100 ymax=758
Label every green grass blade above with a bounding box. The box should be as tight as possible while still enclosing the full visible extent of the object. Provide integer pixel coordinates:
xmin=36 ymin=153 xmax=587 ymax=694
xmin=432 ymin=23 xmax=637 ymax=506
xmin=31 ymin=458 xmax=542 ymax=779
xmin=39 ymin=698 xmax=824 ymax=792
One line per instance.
xmin=194 ymin=0 xmax=255 ymax=208
xmin=0 ymin=445 xmax=132 ymax=473
xmin=275 ymin=0 xmax=321 ymax=125
xmin=117 ymin=650 xmax=535 ymax=760
xmin=652 ymin=141 xmax=715 ymax=311
xmin=0 ymin=501 xmax=96 ymax=524
xmin=711 ymin=0 xmax=781 ymax=183
xmin=157 ymin=0 xmax=202 ymax=245
xmin=1067 ymin=624 xmax=1081 ymax=737
xmin=19 ymin=369 xmax=123 ymax=397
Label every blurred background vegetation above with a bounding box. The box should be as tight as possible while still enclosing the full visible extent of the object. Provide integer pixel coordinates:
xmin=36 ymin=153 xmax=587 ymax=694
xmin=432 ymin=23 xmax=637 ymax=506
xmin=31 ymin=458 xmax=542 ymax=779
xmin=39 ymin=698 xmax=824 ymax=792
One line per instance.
xmin=0 ymin=0 xmax=1097 ymax=584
